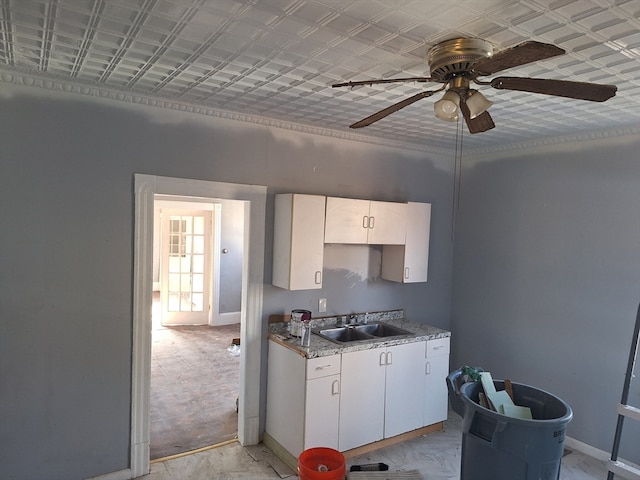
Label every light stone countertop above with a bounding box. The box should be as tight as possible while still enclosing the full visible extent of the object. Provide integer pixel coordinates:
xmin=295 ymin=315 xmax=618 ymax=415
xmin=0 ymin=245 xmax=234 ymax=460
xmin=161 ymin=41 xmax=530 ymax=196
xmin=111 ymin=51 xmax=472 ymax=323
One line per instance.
xmin=268 ymin=309 xmax=450 ymax=359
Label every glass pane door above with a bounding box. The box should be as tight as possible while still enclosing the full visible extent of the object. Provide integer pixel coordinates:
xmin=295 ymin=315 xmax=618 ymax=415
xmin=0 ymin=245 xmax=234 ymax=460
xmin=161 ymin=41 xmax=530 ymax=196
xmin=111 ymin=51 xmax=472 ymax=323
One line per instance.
xmin=160 ymin=209 xmax=212 ymax=325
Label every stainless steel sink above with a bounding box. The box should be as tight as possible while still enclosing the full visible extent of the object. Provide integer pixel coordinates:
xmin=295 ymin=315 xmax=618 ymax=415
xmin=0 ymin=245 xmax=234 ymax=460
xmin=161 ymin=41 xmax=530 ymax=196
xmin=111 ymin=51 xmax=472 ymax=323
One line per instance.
xmin=354 ymin=322 xmax=412 ymax=338
xmin=314 ymin=326 xmax=374 ymax=343
xmin=314 ymin=322 xmax=413 ymax=344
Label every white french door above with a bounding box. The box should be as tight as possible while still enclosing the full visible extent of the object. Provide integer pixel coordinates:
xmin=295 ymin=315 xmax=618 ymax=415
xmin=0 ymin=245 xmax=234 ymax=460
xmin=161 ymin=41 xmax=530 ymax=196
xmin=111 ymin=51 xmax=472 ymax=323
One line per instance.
xmin=160 ymin=209 xmax=212 ymax=325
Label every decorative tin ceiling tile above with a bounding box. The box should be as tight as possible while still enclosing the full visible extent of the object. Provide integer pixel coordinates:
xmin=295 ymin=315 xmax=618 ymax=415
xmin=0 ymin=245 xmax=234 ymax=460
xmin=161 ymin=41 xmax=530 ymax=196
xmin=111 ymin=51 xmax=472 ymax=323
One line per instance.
xmin=0 ymin=0 xmax=637 ymax=152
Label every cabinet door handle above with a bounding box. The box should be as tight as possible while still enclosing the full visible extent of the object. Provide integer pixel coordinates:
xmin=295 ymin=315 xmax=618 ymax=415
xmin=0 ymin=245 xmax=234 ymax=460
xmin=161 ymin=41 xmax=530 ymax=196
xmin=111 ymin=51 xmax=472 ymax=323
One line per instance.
xmin=315 ymin=271 xmax=322 ymax=284
xmin=379 ymin=352 xmax=386 ymax=366
xmin=425 ymin=361 xmax=431 ymax=375
xmin=368 ymin=215 xmax=375 ymax=229
xmin=386 ymin=351 xmax=392 ymax=365
xmin=404 ymin=267 xmax=410 ymax=280
xmin=362 ymin=216 xmax=369 ymax=229
xmin=332 ymin=379 xmax=340 ymax=395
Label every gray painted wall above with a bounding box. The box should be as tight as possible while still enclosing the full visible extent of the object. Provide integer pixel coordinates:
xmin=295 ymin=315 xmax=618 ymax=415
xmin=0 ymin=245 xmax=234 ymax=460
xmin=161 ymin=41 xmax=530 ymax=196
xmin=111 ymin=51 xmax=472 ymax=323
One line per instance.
xmin=218 ymin=198 xmax=244 ymax=314
xmin=0 ymin=88 xmax=453 ymax=479
xmin=451 ymin=135 xmax=640 ymax=463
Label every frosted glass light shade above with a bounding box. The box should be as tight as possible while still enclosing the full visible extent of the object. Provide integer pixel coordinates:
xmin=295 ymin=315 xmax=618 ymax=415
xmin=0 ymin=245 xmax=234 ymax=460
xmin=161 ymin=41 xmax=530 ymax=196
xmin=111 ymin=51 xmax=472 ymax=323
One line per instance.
xmin=466 ymin=90 xmax=493 ymax=119
xmin=434 ymin=90 xmax=460 ymax=121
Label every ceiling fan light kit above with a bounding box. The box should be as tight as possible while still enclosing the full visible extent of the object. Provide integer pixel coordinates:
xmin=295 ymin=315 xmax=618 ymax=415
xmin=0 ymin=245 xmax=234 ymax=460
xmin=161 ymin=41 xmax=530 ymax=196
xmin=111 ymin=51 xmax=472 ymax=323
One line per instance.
xmin=333 ymin=37 xmax=617 ymax=134
xmin=466 ymin=90 xmax=494 ymax=119
xmin=434 ymin=90 xmax=460 ymax=121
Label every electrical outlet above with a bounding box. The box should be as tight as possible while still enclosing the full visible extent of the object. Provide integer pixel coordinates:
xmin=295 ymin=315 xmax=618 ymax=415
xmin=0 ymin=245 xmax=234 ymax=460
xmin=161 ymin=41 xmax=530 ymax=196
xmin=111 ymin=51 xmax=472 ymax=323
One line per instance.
xmin=318 ymin=298 xmax=327 ymax=313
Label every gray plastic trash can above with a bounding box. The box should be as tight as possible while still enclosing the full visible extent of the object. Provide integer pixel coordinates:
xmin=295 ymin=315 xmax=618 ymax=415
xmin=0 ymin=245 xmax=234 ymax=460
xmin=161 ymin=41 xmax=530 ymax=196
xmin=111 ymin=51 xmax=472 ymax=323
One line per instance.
xmin=447 ymin=370 xmax=573 ymax=480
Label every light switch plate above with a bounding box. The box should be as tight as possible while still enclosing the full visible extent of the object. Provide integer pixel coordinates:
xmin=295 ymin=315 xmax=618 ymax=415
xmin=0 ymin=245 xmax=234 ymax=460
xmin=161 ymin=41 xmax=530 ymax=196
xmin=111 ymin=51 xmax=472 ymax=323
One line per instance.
xmin=319 ymin=298 xmax=327 ymax=313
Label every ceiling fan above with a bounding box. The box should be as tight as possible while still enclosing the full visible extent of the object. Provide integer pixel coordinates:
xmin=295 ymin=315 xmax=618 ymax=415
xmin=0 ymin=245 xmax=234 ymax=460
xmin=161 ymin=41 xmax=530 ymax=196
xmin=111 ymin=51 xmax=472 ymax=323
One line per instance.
xmin=332 ymin=38 xmax=617 ymax=134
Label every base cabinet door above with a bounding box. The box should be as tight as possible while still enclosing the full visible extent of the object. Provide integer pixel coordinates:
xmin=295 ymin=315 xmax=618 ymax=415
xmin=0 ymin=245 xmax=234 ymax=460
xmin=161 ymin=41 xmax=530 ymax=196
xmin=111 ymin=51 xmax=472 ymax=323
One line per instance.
xmin=339 ymin=348 xmax=386 ymax=451
xmin=384 ymin=341 xmax=426 ymax=438
xmin=304 ymin=373 xmax=340 ymax=450
xmin=423 ymin=337 xmax=450 ymax=426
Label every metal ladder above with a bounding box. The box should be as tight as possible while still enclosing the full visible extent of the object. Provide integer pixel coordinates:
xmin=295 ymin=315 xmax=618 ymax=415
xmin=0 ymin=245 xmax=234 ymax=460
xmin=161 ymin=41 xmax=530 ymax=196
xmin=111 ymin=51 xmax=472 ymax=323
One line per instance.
xmin=607 ymin=303 xmax=640 ymax=480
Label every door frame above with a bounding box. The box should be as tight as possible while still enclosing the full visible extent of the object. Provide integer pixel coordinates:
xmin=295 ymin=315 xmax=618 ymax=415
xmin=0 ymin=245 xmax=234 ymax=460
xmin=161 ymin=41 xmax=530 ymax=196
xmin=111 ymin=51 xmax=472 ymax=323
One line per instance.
xmin=131 ymin=174 xmax=266 ymax=477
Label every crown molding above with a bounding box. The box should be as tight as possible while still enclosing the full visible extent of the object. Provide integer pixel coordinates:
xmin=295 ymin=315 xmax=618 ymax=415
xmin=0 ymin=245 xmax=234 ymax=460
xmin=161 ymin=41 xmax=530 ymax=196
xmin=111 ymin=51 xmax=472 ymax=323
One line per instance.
xmin=0 ymin=66 xmax=453 ymax=158
xmin=1 ymin=66 xmax=636 ymax=161
xmin=468 ymin=125 xmax=640 ymax=161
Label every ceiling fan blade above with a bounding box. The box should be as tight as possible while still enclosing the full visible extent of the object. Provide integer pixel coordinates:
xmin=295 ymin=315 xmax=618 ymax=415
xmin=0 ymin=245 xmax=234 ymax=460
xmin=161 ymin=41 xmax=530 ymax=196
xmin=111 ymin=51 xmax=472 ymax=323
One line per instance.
xmin=459 ymin=98 xmax=496 ymax=134
xmin=473 ymin=41 xmax=565 ymax=76
xmin=349 ymin=89 xmax=443 ymax=128
xmin=490 ymin=76 xmax=617 ymax=102
xmin=333 ymin=77 xmax=434 ymax=88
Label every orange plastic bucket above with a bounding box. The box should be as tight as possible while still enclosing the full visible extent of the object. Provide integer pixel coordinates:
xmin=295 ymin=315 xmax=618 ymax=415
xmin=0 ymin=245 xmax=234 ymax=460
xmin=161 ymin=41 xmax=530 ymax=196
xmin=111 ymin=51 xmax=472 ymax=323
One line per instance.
xmin=298 ymin=447 xmax=346 ymax=480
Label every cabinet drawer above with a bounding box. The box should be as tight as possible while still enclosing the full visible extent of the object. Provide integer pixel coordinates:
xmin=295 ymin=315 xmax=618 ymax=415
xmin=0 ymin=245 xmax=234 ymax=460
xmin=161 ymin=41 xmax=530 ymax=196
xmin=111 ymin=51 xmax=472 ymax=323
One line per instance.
xmin=426 ymin=337 xmax=450 ymax=357
xmin=307 ymin=355 xmax=341 ymax=380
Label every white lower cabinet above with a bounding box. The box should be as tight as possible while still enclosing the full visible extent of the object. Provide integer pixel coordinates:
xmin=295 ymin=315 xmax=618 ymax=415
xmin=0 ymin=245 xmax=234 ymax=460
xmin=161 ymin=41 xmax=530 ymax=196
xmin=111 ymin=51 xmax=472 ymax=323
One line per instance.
xmin=266 ymin=340 xmax=340 ymax=457
xmin=423 ymin=337 xmax=451 ymax=427
xmin=384 ymin=341 xmax=427 ymax=437
xmin=304 ymin=358 xmax=341 ymax=450
xmin=339 ymin=348 xmax=386 ymax=450
xmin=339 ymin=341 xmax=426 ymax=450
xmin=266 ymin=336 xmax=450 ymax=459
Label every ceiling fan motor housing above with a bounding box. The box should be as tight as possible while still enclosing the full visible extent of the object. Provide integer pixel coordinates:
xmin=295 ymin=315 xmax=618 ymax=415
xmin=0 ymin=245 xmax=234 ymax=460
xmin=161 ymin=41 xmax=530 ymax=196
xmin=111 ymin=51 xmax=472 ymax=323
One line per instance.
xmin=428 ymin=38 xmax=493 ymax=82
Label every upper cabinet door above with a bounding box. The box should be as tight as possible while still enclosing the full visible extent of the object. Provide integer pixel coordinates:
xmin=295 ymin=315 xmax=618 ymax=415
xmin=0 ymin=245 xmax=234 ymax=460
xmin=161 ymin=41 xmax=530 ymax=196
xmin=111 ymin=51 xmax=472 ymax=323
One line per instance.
xmin=324 ymin=197 xmax=370 ymax=244
xmin=272 ymin=194 xmax=326 ymax=290
xmin=381 ymin=202 xmax=431 ymax=283
xmin=367 ymin=200 xmax=407 ymax=245
xmin=404 ymin=202 xmax=431 ymax=282
xmin=324 ymin=197 xmax=407 ymax=244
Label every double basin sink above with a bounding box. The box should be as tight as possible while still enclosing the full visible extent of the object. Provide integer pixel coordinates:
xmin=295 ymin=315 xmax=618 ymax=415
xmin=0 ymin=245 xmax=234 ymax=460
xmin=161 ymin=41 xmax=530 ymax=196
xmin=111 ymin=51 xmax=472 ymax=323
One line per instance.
xmin=313 ymin=322 xmax=413 ymax=344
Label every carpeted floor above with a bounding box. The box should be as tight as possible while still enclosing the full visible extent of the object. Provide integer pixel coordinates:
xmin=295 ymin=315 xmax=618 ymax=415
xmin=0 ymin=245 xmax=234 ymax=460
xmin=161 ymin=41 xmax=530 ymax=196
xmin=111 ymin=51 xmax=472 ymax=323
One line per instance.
xmin=150 ymin=322 xmax=240 ymax=459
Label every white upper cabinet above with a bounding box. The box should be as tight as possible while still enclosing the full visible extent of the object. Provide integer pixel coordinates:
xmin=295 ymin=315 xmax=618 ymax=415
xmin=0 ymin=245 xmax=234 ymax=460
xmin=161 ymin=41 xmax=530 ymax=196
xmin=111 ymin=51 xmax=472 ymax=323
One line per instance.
xmin=381 ymin=202 xmax=431 ymax=283
xmin=324 ymin=197 xmax=407 ymax=245
xmin=272 ymin=193 xmax=326 ymax=290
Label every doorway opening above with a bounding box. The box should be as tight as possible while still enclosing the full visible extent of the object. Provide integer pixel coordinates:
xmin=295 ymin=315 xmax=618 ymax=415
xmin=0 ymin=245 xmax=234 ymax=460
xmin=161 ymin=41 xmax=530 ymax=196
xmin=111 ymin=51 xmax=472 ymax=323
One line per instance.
xmin=131 ymin=174 xmax=266 ymax=477
xmin=150 ymin=199 xmax=244 ymax=459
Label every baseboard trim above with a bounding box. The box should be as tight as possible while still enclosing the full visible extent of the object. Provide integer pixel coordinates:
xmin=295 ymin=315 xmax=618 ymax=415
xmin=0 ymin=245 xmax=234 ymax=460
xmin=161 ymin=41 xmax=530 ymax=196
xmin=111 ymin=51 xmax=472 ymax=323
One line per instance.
xmin=564 ymin=436 xmax=610 ymax=461
xmin=212 ymin=311 xmax=241 ymax=326
xmin=263 ymin=432 xmax=297 ymax=473
xmin=343 ymin=423 xmax=444 ymax=459
xmin=85 ymin=468 xmax=132 ymax=480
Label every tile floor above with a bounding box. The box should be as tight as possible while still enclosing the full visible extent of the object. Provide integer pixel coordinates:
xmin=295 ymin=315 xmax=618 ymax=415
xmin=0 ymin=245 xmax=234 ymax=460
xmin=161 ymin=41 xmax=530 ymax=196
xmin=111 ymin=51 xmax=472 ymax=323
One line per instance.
xmin=139 ymin=412 xmax=609 ymax=480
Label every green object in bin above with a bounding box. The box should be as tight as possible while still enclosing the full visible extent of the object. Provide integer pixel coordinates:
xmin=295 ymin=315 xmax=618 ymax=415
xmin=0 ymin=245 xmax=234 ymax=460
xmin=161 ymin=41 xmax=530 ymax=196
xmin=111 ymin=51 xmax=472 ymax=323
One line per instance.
xmin=462 ymin=366 xmax=482 ymax=382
